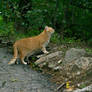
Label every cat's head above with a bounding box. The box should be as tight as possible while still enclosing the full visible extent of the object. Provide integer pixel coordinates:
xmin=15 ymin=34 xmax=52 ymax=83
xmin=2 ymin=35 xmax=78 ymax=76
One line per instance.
xmin=45 ymin=26 xmax=55 ymax=34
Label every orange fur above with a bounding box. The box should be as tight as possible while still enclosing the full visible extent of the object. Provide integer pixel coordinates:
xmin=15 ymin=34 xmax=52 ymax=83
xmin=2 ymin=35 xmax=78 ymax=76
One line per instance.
xmin=8 ymin=26 xmax=55 ymax=65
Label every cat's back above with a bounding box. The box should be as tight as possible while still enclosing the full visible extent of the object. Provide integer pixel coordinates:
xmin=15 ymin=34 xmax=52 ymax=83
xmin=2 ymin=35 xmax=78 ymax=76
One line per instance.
xmin=14 ymin=35 xmax=41 ymax=49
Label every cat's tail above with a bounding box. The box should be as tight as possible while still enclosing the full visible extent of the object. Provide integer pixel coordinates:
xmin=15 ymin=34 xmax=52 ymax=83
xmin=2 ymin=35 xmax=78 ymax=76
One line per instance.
xmin=8 ymin=44 xmax=18 ymax=65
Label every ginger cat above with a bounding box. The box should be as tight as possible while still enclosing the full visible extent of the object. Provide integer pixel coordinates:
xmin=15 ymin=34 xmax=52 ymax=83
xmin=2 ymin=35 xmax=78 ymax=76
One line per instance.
xmin=8 ymin=26 xmax=55 ymax=65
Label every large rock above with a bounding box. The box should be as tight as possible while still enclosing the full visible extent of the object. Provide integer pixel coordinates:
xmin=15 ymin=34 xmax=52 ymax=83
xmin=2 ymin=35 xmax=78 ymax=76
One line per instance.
xmin=74 ymin=57 xmax=92 ymax=69
xmin=60 ymin=48 xmax=92 ymax=73
xmin=64 ymin=48 xmax=86 ymax=63
xmin=35 ymin=51 xmax=63 ymax=68
xmin=61 ymin=57 xmax=92 ymax=73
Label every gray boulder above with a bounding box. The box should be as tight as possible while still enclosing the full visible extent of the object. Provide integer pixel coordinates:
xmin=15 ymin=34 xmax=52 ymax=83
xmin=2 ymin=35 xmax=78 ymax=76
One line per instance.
xmin=64 ymin=48 xmax=86 ymax=63
xmin=62 ymin=56 xmax=92 ymax=73
xmin=61 ymin=48 xmax=92 ymax=72
xmin=74 ymin=57 xmax=92 ymax=69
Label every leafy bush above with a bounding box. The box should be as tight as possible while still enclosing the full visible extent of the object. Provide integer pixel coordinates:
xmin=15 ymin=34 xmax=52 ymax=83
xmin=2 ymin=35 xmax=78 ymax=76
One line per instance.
xmin=51 ymin=32 xmax=61 ymax=44
xmin=0 ymin=0 xmax=92 ymax=45
xmin=0 ymin=16 xmax=14 ymax=36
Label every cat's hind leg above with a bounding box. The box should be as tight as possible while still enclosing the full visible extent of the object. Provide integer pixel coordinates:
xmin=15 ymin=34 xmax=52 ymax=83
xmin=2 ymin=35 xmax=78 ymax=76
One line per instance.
xmin=20 ymin=53 xmax=27 ymax=65
xmin=8 ymin=46 xmax=18 ymax=65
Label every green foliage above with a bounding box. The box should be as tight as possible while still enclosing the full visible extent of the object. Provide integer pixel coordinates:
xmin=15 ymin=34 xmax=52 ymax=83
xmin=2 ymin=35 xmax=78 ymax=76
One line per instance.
xmin=85 ymin=48 xmax=92 ymax=55
xmin=79 ymin=84 xmax=86 ymax=89
xmin=51 ymin=32 xmax=60 ymax=44
xmin=27 ymin=30 xmax=42 ymax=37
xmin=0 ymin=0 xmax=92 ymax=45
xmin=87 ymin=38 xmax=92 ymax=46
xmin=0 ymin=15 xmax=14 ymax=36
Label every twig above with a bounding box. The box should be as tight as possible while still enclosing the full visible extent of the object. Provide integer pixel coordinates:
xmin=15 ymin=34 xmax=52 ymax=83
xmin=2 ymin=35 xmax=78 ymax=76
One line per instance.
xmin=54 ymin=83 xmax=66 ymax=92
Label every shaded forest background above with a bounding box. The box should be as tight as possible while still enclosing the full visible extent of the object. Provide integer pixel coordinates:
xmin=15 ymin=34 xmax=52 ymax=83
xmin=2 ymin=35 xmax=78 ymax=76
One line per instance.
xmin=0 ymin=0 xmax=92 ymax=46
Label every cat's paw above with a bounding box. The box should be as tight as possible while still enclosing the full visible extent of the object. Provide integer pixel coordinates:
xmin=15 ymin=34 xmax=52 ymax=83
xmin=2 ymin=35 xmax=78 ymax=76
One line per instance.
xmin=23 ymin=62 xmax=27 ymax=65
xmin=44 ymin=51 xmax=49 ymax=54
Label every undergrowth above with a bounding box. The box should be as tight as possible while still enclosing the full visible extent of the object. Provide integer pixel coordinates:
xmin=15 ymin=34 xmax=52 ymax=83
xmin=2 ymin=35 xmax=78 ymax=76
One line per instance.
xmin=0 ymin=15 xmax=92 ymax=48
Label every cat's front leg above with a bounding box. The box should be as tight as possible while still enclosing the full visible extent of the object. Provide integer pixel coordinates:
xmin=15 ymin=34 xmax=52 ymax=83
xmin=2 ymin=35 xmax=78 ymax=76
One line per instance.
xmin=42 ymin=47 xmax=49 ymax=54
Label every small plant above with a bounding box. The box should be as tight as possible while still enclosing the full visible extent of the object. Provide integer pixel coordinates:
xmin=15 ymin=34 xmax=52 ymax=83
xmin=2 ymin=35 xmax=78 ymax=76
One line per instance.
xmin=51 ymin=32 xmax=60 ymax=44
xmin=79 ymin=84 xmax=86 ymax=89
xmin=27 ymin=30 xmax=42 ymax=37
xmin=85 ymin=48 xmax=92 ymax=55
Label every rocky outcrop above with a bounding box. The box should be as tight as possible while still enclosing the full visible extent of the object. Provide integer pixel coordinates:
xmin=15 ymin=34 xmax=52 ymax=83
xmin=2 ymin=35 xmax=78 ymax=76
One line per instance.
xmin=34 ymin=47 xmax=92 ymax=92
xmin=61 ymin=48 xmax=92 ymax=72
xmin=35 ymin=51 xmax=63 ymax=68
xmin=35 ymin=48 xmax=92 ymax=71
xmin=64 ymin=48 xmax=86 ymax=63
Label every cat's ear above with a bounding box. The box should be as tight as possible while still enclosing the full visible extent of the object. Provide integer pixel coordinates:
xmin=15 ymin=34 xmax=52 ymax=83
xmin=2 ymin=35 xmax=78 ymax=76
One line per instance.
xmin=45 ymin=26 xmax=48 ymax=31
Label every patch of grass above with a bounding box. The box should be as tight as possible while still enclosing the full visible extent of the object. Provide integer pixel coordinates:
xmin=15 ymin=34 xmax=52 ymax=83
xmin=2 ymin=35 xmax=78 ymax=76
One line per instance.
xmin=15 ymin=33 xmax=28 ymax=40
xmin=3 ymin=56 xmax=7 ymax=58
xmin=27 ymin=30 xmax=43 ymax=37
xmin=2 ymin=81 xmax=6 ymax=87
xmin=79 ymin=84 xmax=86 ymax=89
xmin=10 ymin=78 xmax=18 ymax=82
xmin=62 ymin=38 xmax=75 ymax=44
xmin=85 ymin=48 xmax=92 ymax=55
xmin=30 ymin=62 xmax=42 ymax=72
xmin=51 ymin=32 xmax=61 ymax=44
